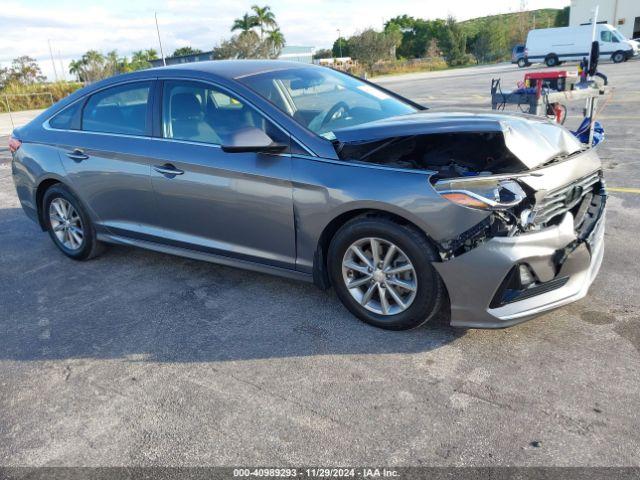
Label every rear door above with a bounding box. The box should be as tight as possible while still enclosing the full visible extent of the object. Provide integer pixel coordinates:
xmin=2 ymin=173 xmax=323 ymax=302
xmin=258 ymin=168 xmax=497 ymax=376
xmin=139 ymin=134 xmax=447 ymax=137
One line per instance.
xmin=50 ymin=80 xmax=158 ymax=235
xmin=147 ymin=79 xmax=296 ymax=268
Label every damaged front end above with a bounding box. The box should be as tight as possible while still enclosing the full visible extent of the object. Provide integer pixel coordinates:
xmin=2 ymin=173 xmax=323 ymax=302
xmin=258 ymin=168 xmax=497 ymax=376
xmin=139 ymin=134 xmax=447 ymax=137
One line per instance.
xmin=332 ymin=112 xmax=607 ymax=327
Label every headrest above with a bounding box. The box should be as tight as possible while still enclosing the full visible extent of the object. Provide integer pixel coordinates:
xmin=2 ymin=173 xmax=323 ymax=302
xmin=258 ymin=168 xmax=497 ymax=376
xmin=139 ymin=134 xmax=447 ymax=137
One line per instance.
xmin=171 ymin=93 xmax=202 ymax=120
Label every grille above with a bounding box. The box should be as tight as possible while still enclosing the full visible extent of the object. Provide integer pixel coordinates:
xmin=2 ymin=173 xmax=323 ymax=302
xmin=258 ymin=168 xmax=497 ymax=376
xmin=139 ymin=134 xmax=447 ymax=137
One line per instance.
xmin=533 ymin=171 xmax=601 ymax=226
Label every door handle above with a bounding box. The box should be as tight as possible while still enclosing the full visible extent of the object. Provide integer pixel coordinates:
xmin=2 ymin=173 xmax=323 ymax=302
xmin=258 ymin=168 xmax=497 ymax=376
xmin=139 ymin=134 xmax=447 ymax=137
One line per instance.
xmin=153 ymin=164 xmax=184 ymax=176
xmin=66 ymin=149 xmax=89 ymax=161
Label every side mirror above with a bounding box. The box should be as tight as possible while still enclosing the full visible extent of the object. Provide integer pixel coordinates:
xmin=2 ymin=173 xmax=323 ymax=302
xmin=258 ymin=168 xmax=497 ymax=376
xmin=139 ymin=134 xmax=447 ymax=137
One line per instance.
xmin=221 ymin=127 xmax=288 ymax=154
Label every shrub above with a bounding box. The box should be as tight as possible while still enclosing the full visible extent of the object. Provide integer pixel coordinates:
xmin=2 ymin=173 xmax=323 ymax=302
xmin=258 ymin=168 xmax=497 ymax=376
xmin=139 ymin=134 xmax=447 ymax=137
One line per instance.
xmin=0 ymin=81 xmax=83 ymax=113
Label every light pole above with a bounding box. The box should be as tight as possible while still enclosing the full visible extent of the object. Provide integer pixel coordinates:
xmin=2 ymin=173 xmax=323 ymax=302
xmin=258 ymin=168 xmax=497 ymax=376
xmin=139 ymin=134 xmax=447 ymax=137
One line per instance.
xmin=336 ymin=28 xmax=343 ymax=58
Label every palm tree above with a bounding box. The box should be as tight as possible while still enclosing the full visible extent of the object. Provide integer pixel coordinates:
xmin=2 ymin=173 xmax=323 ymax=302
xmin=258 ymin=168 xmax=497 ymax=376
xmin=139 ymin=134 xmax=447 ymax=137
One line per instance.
xmin=81 ymin=50 xmax=106 ymax=83
xmin=266 ymin=28 xmax=286 ymax=57
xmin=144 ymin=49 xmax=158 ymax=61
xmin=231 ymin=13 xmax=259 ymax=35
xmin=251 ymin=5 xmax=276 ymax=40
xmin=68 ymin=59 xmax=84 ymax=81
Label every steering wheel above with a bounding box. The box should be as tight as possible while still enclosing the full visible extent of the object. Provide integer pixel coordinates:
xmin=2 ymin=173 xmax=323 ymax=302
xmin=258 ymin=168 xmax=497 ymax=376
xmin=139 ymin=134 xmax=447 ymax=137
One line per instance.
xmin=321 ymin=101 xmax=350 ymax=127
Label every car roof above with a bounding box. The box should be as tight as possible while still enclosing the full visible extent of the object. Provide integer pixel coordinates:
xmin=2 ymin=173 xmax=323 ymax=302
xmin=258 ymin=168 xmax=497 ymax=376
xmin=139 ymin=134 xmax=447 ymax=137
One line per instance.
xmin=148 ymin=60 xmax=320 ymax=80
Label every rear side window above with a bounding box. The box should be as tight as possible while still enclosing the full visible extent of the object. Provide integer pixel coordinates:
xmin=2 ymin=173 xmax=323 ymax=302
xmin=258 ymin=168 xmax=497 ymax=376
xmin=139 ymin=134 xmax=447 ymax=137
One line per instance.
xmin=82 ymin=82 xmax=151 ymax=136
xmin=49 ymin=101 xmax=82 ymax=130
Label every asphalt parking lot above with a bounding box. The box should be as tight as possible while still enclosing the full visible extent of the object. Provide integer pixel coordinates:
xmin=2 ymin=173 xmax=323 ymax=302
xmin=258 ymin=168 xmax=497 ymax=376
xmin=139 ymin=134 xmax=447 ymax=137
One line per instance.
xmin=1 ymin=61 xmax=639 ymax=467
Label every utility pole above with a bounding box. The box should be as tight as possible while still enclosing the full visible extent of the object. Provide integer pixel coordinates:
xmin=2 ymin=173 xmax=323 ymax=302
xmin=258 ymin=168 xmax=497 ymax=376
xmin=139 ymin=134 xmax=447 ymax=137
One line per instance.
xmin=155 ymin=12 xmax=166 ymax=66
xmin=588 ymin=5 xmax=599 ymax=75
xmin=57 ymin=50 xmax=65 ymax=82
xmin=48 ymin=39 xmax=58 ymax=81
xmin=336 ymin=28 xmax=342 ymax=58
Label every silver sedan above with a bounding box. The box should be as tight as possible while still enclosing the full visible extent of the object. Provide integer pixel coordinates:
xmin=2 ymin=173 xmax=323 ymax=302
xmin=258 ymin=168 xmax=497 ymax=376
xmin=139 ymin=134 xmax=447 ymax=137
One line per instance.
xmin=10 ymin=61 xmax=606 ymax=330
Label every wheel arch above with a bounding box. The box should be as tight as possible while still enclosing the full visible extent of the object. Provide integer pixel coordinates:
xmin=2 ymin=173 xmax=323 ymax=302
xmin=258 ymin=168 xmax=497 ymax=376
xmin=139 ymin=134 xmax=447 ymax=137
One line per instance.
xmin=312 ymin=207 xmax=441 ymax=290
xmin=611 ymin=50 xmax=626 ymax=63
xmin=35 ymin=177 xmax=63 ymax=230
xmin=35 ymin=177 xmax=89 ymax=231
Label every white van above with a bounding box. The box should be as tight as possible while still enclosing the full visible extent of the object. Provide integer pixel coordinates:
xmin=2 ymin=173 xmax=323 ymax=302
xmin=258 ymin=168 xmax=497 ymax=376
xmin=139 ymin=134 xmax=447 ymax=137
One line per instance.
xmin=524 ymin=23 xmax=637 ymax=67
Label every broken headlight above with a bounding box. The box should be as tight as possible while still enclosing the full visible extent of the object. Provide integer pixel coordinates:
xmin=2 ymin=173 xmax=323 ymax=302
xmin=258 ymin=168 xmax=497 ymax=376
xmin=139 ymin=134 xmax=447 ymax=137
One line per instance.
xmin=433 ymin=177 xmax=527 ymax=211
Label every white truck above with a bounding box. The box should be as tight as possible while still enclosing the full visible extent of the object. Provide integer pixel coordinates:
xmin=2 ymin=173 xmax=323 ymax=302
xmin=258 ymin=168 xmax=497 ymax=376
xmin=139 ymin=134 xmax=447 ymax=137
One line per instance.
xmin=524 ymin=23 xmax=637 ymax=67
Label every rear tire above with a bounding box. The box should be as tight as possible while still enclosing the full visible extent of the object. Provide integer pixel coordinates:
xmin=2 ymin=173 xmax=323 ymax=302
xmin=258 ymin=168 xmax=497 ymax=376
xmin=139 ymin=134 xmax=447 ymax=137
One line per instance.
xmin=545 ymin=54 xmax=559 ymax=67
xmin=43 ymin=184 xmax=104 ymax=261
xmin=612 ymin=51 xmax=625 ymax=63
xmin=328 ymin=217 xmax=446 ymax=330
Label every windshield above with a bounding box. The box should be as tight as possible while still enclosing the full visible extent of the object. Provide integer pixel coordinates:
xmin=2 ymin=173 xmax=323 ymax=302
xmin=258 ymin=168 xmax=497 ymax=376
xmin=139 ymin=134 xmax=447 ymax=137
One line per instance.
xmin=238 ymin=67 xmax=418 ymax=139
xmin=612 ymin=29 xmax=626 ymax=42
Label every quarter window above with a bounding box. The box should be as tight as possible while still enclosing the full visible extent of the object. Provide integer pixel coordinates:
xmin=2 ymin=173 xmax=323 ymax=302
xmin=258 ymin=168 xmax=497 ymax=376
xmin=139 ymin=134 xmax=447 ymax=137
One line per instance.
xmin=82 ymin=82 xmax=151 ymax=135
xmin=49 ymin=101 xmax=82 ymax=130
xmin=162 ymin=80 xmax=287 ymax=147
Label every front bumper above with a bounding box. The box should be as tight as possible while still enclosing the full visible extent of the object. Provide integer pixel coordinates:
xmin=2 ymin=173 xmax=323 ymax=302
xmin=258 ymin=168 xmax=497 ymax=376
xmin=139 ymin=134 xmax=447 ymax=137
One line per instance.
xmin=434 ymin=206 xmax=606 ymax=329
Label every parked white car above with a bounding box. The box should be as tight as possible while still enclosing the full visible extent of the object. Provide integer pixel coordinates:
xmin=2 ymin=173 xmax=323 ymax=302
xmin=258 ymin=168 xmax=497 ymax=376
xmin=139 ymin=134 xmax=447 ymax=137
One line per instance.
xmin=525 ymin=23 xmax=637 ymax=67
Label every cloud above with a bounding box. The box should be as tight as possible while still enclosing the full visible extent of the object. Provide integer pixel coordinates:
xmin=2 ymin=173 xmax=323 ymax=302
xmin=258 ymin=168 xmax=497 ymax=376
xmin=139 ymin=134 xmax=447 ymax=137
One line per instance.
xmin=1 ymin=0 xmax=569 ymax=80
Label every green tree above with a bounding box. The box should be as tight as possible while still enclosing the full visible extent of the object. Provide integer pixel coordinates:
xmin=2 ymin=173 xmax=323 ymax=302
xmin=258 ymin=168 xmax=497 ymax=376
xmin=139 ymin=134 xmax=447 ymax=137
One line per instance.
xmin=266 ymin=28 xmax=286 ymax=56
xmin=439 ymin=16 xmax=468 ymax=66
xmin=470 ymin=18 xmax=508 ymax=63
xmin=0 ymin=65 xmax=9 ymax=88
xmin=348 ymin=29 xmax=397 ymax=70
xmin=69 ymin=50 xmax=106 ymax=83
xmin=313 ymin=48 xmax=333 ymax=59
xmin=251 ymin=5 xmax=277 ymax=40
xmin=231 ymin=13 xmax=259 ymax=34
xmin=172 ymin=46 xmax=203 ymax=57
xmin=555 ymin=6 xmax=570 ymax=27
xmin=332 ymin=37 xmax=350 ymax=57
xmin=384 ymin=16 xmax=447 ymax=59
xmin=6 ymin=56 xmax=45 ymax=84
xmin=214 ymin=31 xmax=270 ymax=59
xmin=129 ymin=49 xmax=158 ymax=71
xmin=222 ymin=7 xmax=282 ymax=59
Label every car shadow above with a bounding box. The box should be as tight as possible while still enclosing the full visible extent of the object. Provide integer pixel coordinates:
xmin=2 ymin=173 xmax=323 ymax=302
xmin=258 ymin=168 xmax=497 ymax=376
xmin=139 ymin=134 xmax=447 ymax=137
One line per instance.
xmin=0 ymin=207 xmax=465 ymax=363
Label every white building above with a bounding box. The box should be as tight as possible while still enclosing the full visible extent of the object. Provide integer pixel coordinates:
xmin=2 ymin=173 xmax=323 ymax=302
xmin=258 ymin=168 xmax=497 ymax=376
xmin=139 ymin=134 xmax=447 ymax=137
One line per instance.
xmin=570 ymin=0 xmax=640 ymax=39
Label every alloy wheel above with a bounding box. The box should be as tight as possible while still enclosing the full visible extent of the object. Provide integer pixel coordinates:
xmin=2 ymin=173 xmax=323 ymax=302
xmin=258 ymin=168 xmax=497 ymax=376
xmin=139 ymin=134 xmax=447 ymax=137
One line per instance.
xmin=49 ymin=198 xmax=84 ymax=251
xmin=341 ymin=237 xmax=418 ymax=315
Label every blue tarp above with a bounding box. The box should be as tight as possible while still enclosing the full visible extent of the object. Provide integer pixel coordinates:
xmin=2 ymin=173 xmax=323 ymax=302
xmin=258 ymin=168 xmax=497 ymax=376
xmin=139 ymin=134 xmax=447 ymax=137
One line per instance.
xmin=572 ymin=117 xmax=605 ymax=147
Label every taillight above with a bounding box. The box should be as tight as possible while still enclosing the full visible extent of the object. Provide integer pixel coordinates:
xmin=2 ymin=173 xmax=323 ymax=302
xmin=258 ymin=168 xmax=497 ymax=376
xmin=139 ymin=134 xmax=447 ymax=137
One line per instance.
xmin=8 ymin=136 xmax=21 ymax=153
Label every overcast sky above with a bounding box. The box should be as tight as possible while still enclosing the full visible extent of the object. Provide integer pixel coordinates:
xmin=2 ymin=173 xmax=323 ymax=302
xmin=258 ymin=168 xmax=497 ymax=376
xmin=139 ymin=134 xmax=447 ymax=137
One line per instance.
xmin=1 ymin=0 xmax=569 ymax=80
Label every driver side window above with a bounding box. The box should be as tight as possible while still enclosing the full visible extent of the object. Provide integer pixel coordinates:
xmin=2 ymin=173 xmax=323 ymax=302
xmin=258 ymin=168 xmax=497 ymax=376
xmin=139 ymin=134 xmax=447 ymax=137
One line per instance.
xmin=162 ymin=80 xmax=287 ymax=147
xmin=600 ymin=30 xmax=614 ymax=42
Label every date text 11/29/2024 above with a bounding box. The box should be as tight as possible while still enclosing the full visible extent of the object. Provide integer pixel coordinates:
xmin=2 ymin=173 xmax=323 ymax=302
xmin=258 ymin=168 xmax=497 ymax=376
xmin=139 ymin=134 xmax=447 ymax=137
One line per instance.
xmin=233 ymin=468 xmax=400 ymax=477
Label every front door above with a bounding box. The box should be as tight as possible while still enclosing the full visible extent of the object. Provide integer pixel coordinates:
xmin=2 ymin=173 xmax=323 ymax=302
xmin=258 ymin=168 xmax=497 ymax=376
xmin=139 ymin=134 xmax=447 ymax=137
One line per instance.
xmin=148 ymin=80 xmax=296 ymax=269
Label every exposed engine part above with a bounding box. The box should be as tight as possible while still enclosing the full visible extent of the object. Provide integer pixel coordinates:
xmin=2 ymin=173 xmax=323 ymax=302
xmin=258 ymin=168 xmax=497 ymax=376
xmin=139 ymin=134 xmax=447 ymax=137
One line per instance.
xmin=336 ymin=132 xmax=529 ymax=179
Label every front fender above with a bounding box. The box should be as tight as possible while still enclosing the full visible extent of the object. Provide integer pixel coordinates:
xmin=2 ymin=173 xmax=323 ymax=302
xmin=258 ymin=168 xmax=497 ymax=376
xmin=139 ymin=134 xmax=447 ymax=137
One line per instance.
xmin=292 ymin=156 xmax=490 ymax=272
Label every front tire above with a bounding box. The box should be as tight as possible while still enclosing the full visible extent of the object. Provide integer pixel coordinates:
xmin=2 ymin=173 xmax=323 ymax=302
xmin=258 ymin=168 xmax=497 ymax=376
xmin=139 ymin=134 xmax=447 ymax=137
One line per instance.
xmin=517 ymin=58 xmax=527 ymax=68
xmin=612 ymin=51 xmax=625 ymax=63
xmin=328 ymin=217 xmax=445 ymax=330
xmin=43 ymin=184 xmax=104 ymax=260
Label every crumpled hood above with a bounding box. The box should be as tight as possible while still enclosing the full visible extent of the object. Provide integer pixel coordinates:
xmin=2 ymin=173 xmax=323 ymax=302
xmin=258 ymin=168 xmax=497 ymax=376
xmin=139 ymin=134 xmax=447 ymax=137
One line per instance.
xmin=332 ymin=111 xmax=583 ymax=169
